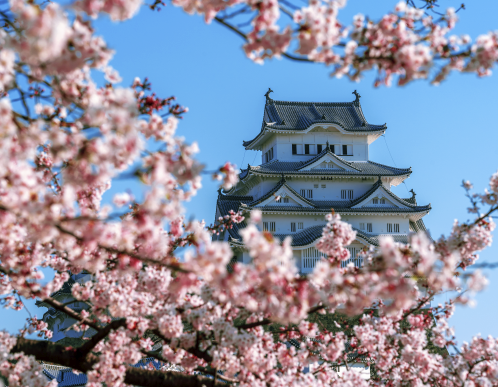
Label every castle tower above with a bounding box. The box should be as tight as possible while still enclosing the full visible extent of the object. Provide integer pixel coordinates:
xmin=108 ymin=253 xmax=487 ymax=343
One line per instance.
xmin=215 ymin=90 xmax=430 ymax=273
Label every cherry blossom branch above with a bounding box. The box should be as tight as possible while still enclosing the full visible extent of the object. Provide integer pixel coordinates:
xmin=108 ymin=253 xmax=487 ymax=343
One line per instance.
xmin=213 ymin=16 xmax=314 ymax=63
xmin=54 ymin=224 xmax=190 ymax=273
xmin=236 ymin=305 xmax=325 ymax=329
xmin=79 ymin=318 xmax=127 ymax=355
xmin=41 ymin=297 xmax=101 ymax=331
xmin=10 ymin=338 xmax=228 ymax=387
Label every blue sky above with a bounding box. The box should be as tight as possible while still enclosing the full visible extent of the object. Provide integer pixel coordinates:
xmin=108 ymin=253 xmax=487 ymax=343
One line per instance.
xmin=3 ymin=1 xmax=498 ymax=344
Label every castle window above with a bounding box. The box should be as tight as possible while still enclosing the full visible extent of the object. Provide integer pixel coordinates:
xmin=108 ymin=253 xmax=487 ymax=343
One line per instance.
xmin=291 ymin=222 xmax=296 ymax=232
xmin=321 ymin=184 xmax=326 ymax=188
xmin=373 ymin=198 xmax=379 ymax=204
xmin=304 ymin=144 xmax=316 ymax=154
xmin=317 ymin=144 xmax=323 ymax=153
xmin=342 ymin=145 xmax=353 ymax=155
xmin=314 ymin=184 xmax=319 ymax=188
xmin=298 ymin=222 xmax=303 ymax=229
xmin=394 ymin=223 xmax=400 ymax=233
xmin=360 ymin=223 xmax=365 ymax=230
xmin=331 ymin=144 xmax=335 ymax=154
xmin=264 ymin=147 xmax=274 ymax=163
xmin=367 ymin=223 xmax=372 ymax=232
xmin=283 ymin=197 xmax=289 ymax=203
xmin=263 ymin=222 xmax=275 ymax=232
xmin=307 ymin=189 xmax=313 ymax=198
xmin=292 ymin=144 xmax=303 ymax=154
xmin=380 ymin=198 xmax=386 ymax=204
xmin=276 ymin=197 xmax=281 ymax=203
xmin=341 ymin=190 xmax=353 ymax=200
xmin=300 ymin=189 xmax=305 ymax=197
xmin=387 ymin=223 xmax=393 ymax=232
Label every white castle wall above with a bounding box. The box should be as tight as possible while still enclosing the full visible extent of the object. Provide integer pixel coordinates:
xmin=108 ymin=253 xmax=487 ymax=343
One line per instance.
xmin=261 ymin=133 xmax=369 ymax=163
xmin=258 ymin=214 xmax=410 ymax=235
xmin=246 ymin=177 xmax=381 ymax=202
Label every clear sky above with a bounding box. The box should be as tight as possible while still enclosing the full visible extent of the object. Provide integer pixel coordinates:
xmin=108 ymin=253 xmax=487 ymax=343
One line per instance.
xmin=2 ymin=0 xmax=498 ymax=345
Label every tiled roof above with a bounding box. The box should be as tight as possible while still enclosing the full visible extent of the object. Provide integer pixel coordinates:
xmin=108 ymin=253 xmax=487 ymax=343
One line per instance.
xmin=35 ymin=277 xmax=76 ymax=309
xmin=275 ymin=225 xmax=325 ymax=246
xmin=244 ymin=178 xmax=430 ymax=213
xmin=43 ymin=367 xmax=87 ymax=387
xmin=217 ymin=178 xmax=429 ymax=245
xmin=216 ymin=194 xmax=253 ymax=240
xmin=402 ymin=193 xmax=430 ymax=235
xmin=349 ymin=178 xmax=430 ymax=211
xmin=43 ymin=357 xmax=176 ymax=387
xmin=274 ymin=225 xmax=409 ymax=247
xmin=243 ymin=95 xmax=386 ymax=148
xmin=241 ymin=158 xmax=411 ymax=179
xmin=410 ymin=219 xmax=428 ymax=233
xmin=258 ymin=206 xmax=430 ymax=214
xmin=247 ymin=175 xmax=316 ymax=208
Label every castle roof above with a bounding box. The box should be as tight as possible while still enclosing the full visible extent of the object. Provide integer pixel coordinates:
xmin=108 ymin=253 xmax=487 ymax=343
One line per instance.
xmin=243 ymin=92 xmax=386 ymax=150
xmin=42 ymin=358 xmax=178 ymax=387
xmin=216 ymin=178 xmax=430 ymax=244
xmin=239 ymin=157 xmax=411 ymax=180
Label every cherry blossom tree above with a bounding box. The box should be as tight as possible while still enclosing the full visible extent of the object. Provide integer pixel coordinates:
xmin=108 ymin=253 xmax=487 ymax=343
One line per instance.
xmin=0 ymin=0 xmax=497 ymax=386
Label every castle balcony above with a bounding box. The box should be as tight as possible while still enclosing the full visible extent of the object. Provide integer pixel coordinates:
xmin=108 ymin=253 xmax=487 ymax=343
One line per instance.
xmin=300 ymin=246 xmax=364 ymax=274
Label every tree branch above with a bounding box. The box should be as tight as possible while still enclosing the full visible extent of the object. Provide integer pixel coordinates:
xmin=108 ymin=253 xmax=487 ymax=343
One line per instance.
xmin=213 ymin=16 xmax=314 ymax=63
xmin=11 ymin=338 xmax=228 ymax=387
xmin=55 ymin=224 xmax=189 ymax=273
xmin=79 ymin=318 xmax=127 ymax=355
xmin=41 ymin=297 xmax=102 ymax=331
xmin=236 ymin=305 xmax=325 ymax=329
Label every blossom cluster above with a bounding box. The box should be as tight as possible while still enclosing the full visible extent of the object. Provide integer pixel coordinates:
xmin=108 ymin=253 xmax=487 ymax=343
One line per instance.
xmin=169 ymin=0 xmax=498 ymax=86
xmin=0 ymin=1 xmax=497 ymax=387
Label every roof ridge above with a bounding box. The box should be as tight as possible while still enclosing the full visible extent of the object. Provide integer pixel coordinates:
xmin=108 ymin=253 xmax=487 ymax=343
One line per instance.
xmin=348 ymin=179 xmax=384 ymax=207
xmin=366 ymin=159 xmax=411 ymax=172
xmin=247 ymin=178 xmax=317 ymax=208
xmin=218 ymin=194 xmax=254 ymax=200
xmin=349 ymin=180 xmax=430 ymax=210
xmin=297 ymin=148 xmax=361 ymax=172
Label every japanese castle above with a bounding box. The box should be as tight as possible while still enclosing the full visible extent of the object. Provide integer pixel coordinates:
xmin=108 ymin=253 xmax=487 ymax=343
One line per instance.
xmin=215 ymin=89 xmax=430 ymax=272
xmin=35 ymin=90 xmax=431 ymax=385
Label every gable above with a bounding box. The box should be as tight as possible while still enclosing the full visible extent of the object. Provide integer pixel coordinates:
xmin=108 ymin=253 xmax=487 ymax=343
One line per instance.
xmin=312 ymin=160 xmax=345 ymax=170
xmin=364 ymin=196 xmax=398 ymax=207
xmin=255 ymin=185 xmax=313 ymax=208
xmin=351 ymin=185 xmax=410 ymax=209
xmin=299 ymin=153 xmax=358 ymax=172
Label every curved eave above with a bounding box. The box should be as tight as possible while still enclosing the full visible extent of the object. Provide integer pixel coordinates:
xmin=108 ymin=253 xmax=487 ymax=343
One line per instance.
xmin=228 ymin=237 xmax=245 ymax=248
xmin=243 ymin=123 xmax=387 ymax=150
xmin=248 ymin=170 xmax=411 ymax=178
xmin=239 ymin=206 xmax=431 ymax=220
xmin=242 ymin=170 xmax=410 ymax=187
